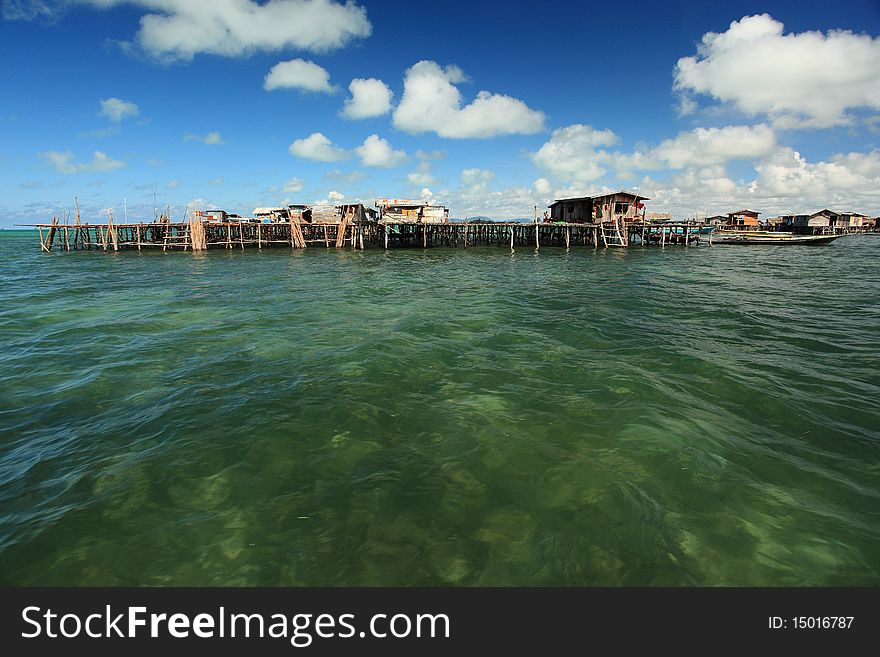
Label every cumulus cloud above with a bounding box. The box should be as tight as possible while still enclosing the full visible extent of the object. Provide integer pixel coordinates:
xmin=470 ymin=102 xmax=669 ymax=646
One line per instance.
xmin=406 ymin=162 xmax=437 ymax=186
xmin=534 ymin=178 xmax=552 ymax=195
xmin=342 ymin=78 xmax=393 ymax=119
xmin=674 ymin=14 xmax=880 ymax=128
xmin=644 ymin=124 xmax=777 ymax=169
xmin=750 ymin=147 xmax=880 ymax=200
xmin=283 ymin=176 xmax=304 ymax=192
xmin=532 ymin=123 xmax=777 ymax=181
xmin=324 ymin=168 xmax=365 ymax=184
xmin=264 ymin=59 xmax=335 ymax=92
xmin=41 ymin=150 xmax=126 ymax=174
xmin=355 ymin=134 xmax=407 ymax=168
xmin=415 ymin=149 xmax=445 ymax=161
xmin=461 ymin=168 xmax=495 ymax=186
xmin=24 ymin=1 xmax=372 ymax=61
xmin=184 ymin=131 xmax=224 ymax=145
xmin=99 ymin=97 xmax=139 ymax=122
xmin=288 ymin=132 xmax=348 ymax=161
xmin=165 ymin=179 xmax=180 ymax=189
xmin=393 ymin=60 xmax=545 ymax=138
xmin=531 ymin=124 xmax=618 ymax=182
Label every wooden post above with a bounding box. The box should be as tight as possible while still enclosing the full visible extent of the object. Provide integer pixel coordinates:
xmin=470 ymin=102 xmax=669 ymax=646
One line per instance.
xmin=239 ymin=221 xmax=245 ymax=249
xmin=257 ymin=221 xmax=262 ymax=249
xmin=38 ymin=226 xmax=48 ymax=252
xmin=510 ymin=225 xmax=515 ymax=252
xmin=535 ymin=224 xmax=540 ymax=249
xmin=661 ymin=226 xmax=666 ymax=248
xmin=290 ymin=220 xmax=295 ymax=248
xmin=384 ymin=224 xmax=389 ymax=249
xmin=136 ymin=224 xmax=142 ymax=251
xmin=565 ymin=226 xmax=570 ymax=250
xmin=685 ymin=221 xmax=690 ymax=246
xmin=593 ymin=225 xmax=598 ymax=250
xmin=227 ymin=222 xmax=232 ymax=249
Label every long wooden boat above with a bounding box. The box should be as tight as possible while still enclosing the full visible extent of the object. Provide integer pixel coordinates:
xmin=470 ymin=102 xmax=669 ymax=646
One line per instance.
xmin=713 ymin=231 xmax=843 ymax=245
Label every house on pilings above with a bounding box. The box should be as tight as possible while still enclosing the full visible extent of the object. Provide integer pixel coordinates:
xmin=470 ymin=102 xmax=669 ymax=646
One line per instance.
xmin=727 ymin=209 xmax=760 ymax=228
xmin=376 ymin=198 xmax=449 ymax=223
xmin=288 ymin=203 xmax=376 ymax=224
xmin=547 ymin=191 xmax=648 ymax=224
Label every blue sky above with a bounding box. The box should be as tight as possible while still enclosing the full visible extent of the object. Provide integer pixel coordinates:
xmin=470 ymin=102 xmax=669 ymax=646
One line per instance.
xmin=2 ymin=0 xmax=879 ymax=226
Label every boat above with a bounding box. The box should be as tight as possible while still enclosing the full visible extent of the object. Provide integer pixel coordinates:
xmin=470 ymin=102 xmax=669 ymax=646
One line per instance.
xmin=713 ymin=230 xmax=843 ymax=245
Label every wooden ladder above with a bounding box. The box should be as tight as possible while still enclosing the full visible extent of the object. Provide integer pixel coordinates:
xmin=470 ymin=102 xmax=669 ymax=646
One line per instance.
xmin=600 ymin=219 xmax=627 ymax=247
xmin=163 ymin=222 xmax=191 ymax=251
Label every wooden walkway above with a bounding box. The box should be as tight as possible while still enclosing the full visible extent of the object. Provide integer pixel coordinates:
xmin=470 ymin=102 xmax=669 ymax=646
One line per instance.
xmin=24 ymin=218 xmax=707 ymax=253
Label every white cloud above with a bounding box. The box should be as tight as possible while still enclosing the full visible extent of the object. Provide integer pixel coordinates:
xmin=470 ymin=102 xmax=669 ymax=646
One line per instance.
xmin=59 ymin=0 xmax=372 ymax=61
xmin=342 ymin=78 xmax=393 ymax=119
xmin=99 ymin=97 xmax=139 ymax=122
xmin=534 ymin=178 xmax=552 ymax=195
xmin=324 ymin=168 xmax=365 ymax=184
xmin=328 ymin=190 xmax=344 ymax=203
xmin=208 ymin=177 xmax=224 ymax=186
xmin=646 ymin=124 xmax=777 ymax=169
xmin=355 ymin=134 xmax=407 ymax=168
xmin=393 ymin=60 xmax=545 ymax=138
xmin=415 ymin=149 xmax=445 ymax=161
xmin=288 ymin=132 xmax=348 ymax=161
xmin=629 ymin=147 xmax=880 ymax=220
xmin=532 ymin=123 xmax=777 ymax=182
xmin=283 ymin=176 xmax=304 ymax=193
xmin=41 ymin=150 xmax=125 ymax=174
xmin=165 ymin=179 xmax=180 ymax=190
xmin=674 ymin=14 xmax=880 ymax=128
xmin=184 ymin=131 xmax=224 ymax=145
xmin=750 ymin=147 xmax=880 ymax=200
xmin=461 ymin=168 xmax=495 ymax=186
xmin=406 ymin=162 xmax=437 ymax=186
xmin=531 ymin=124 xmax=618 ymax=182
xmin=264 ymin=59 xmax=335 ymax=93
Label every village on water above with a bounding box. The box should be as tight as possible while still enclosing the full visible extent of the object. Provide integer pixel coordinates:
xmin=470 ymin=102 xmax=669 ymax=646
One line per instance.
xmin=26 ymin=190 xmax=880 ymax=253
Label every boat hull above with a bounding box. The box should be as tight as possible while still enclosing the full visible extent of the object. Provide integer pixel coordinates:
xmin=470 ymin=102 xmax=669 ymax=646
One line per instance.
xmin=714 ymin=232 xmax=842 ymax=245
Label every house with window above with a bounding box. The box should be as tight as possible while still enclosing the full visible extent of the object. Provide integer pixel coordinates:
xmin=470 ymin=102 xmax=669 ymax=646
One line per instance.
xmin=727 ymin=209 xmax=760 ymax=227
xmin=376 ymin=198 xmax=449 ymax=223
xmin=548 ymin=197 xmax=593 ymax=223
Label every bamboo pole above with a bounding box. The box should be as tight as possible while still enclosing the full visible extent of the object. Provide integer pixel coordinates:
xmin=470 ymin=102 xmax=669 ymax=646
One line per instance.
xmin=63 ymin=211 xmax=70 ymax=251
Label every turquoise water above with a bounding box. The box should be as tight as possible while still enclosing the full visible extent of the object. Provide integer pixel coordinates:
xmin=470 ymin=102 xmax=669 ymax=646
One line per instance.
xmin=1 ymin=230 xmax=878 ymax=586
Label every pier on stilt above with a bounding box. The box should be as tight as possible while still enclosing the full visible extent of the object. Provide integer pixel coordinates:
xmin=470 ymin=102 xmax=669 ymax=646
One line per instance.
xmin=25 ymin=218 xmax=703 ymax=253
